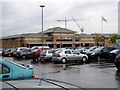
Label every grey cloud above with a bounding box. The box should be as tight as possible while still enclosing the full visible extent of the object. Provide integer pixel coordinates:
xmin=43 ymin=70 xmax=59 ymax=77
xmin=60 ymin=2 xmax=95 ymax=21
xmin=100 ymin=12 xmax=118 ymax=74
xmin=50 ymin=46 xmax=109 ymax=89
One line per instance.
xmin=1 ymin=1 xmax=119 ymax=36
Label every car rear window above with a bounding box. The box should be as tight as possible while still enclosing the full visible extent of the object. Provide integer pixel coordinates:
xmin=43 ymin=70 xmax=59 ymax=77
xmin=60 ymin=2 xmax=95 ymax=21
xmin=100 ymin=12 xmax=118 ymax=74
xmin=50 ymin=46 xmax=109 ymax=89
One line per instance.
xmin=41 ymin=50 xmax=47 ymax=54
xmin=48 ymin=50 xmax=52 ymax=53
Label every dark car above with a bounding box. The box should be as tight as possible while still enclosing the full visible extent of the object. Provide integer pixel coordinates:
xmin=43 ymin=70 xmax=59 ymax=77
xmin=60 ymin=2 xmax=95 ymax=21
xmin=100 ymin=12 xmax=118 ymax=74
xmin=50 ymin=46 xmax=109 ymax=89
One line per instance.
xmin=90 ymin=46 xmax=117 ymax=61
xmin=2 ymin=48 xmax=16 ymax=57
xmin=15 ymin=49 xmax=32 ymax=59
xmin=114 ymin=54 xmax=120 ymax=71
xmin=108 ymin=49 xmax=120 ymax=62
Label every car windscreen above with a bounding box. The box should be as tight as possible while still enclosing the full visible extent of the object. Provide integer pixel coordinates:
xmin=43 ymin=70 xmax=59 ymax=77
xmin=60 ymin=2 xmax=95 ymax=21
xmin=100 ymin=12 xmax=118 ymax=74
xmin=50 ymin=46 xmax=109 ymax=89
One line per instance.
xmin=55 ymin=49 xmax=63 ymax=54
xmin=93 ymin=47 xmax=103 ymax=53
xmin=48 ymin=50 xmax=53 ymax=53
xmin=41 ymin=50 xmax=47 ymax=54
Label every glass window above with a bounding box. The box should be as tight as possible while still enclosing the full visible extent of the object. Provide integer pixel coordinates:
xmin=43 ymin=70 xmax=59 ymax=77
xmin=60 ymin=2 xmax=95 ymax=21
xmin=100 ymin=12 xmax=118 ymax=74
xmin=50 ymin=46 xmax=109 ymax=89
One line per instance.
xmin=102 ymin=48 xmax=108 ymax=52
xmin=48 ymin=50 xmax=52 ymax=53
xmin=2 ymin=64 xmax=10 ymax=74
xmin=0 ymin=64 xmax=2 ymax=74
xmin=65 ymin=51 xmax=71 ymax=54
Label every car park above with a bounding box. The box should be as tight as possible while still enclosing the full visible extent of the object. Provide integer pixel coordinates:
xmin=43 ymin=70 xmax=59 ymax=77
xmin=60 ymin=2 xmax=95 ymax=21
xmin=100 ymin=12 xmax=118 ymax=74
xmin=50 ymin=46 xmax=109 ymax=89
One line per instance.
xmin=0 ymin=59 xmax=35 ymax=80
xmin=90 ymin=46 xmax=117 ymax=61
xmin=52 ymin=49 xmax=88 ymax=64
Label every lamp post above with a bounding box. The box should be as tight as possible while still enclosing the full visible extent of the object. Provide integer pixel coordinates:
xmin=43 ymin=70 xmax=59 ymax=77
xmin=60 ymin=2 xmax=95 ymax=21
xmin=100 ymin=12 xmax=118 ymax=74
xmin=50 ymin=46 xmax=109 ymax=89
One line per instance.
xmin=40 ymin=5 xmax=45 ymax=49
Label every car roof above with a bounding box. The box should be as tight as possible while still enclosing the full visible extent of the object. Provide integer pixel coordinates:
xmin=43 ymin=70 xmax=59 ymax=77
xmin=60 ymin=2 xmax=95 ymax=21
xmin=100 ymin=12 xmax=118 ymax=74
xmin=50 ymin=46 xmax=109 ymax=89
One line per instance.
xmin=3 ymin=78 xmax=82 ymax=89
xmin=0 ymin=59 xmax=27 ymax=69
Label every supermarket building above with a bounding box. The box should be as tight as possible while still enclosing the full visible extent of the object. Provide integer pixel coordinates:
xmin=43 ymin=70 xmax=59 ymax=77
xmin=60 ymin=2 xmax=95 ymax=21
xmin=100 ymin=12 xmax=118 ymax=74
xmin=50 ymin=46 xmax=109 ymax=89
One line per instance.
xmin=0 ymin=27 xmax=112 ymax=48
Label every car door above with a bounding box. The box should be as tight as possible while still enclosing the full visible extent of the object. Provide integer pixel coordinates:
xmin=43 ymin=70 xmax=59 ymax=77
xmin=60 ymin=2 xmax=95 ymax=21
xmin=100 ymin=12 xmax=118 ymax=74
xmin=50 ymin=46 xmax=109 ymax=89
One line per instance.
xmin=1 ymin=64 xmax=12 ymax=80
xmin=72 ymin=51 xmax=80 ymax=61
xmin=26 ymin=49 xmax=32 ymax=58
xmin=64 ymin=50 xmax=73 ymax=61
xmin=47 ymin=50 xmax=53 ymax=58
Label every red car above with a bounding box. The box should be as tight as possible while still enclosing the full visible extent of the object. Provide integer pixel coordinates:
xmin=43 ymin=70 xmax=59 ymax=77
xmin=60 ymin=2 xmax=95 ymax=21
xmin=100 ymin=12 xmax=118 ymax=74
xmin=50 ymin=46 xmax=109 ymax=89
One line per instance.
xmin=2 ymin=49 xmax=16 ymax=57
xmin=31 ymin=48 xmax=50 ymax=60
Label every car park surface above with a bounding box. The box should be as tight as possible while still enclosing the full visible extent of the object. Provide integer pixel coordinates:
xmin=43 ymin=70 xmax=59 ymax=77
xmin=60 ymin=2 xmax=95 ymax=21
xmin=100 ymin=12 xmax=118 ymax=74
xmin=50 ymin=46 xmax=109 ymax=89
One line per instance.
xmin=1 ymin=46 xmax=120 ymax=89
xmin=1 ymin=56 xmax=120 ymax=89
xmin=2 ymin=78 xmax=82 ymax=90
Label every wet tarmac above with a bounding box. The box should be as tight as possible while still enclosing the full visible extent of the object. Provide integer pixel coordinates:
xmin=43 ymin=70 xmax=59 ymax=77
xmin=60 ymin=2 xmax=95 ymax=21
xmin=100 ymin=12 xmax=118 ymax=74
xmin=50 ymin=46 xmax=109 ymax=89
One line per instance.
xmin=1 ymin=56 xmax=120 ymax=89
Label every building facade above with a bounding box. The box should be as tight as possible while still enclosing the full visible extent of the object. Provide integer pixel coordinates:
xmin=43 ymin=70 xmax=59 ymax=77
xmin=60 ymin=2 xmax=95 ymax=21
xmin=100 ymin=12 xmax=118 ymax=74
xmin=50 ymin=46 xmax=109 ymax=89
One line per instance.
xmin=0 ymin=27 xmax=112 ymax=48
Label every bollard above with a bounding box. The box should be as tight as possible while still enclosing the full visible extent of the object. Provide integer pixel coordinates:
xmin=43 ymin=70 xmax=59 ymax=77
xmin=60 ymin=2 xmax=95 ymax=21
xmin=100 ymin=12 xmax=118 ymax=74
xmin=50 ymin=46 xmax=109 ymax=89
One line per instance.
xmin=63 ymin=64 xmax=67 ymax=70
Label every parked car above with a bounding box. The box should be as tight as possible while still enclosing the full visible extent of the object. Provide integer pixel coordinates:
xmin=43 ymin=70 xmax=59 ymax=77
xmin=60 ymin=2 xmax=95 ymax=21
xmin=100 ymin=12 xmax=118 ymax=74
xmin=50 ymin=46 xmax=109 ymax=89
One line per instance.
xmin=31 ymin=48 xmax=50 ymax=59
xmin=91 ymin=46 xmax=117 ymax=61
xmin=0 ymin=48 xmax=3 ymax=55
xmin=2 ymin=48 xmax=16 ymax=57
xmin=13 ymin=47 xmax=28 ymax=56
xmin=52 ymin=49 xmax=88 ymax=64
xmin=0 ymin=59 xmax=35 ymax=80
xmin=31 ymin=46 xmax=49 ymax=50
xmin=86 ymin=46 xmax=100 ymax=63
xmin=114 ymin=54 xmax=120 ymax=71
xmin=78 ymin=47 xmax=90 ymax=54
xmin=39 ymin=49 xmax=53 ymax=62
xmin=108 ymin=49 xmax=120 ymax=62
xmin=15 ymin=49 xmax=32 ymax=59
xmin=85 ymin=46 xmax=98 ymax=54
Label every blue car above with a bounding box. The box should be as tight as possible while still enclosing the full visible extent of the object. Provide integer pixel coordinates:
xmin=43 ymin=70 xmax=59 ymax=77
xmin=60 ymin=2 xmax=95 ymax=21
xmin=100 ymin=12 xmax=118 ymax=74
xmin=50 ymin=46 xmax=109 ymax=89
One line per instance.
xmin=0 ymin=59 xmax=35 ymax=80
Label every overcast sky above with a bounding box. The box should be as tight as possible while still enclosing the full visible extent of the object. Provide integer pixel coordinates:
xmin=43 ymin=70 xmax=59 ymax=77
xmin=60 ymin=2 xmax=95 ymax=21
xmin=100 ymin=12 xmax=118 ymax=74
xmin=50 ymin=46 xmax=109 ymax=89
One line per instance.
xmin=1 ymin=0 xmax=119 ymax=37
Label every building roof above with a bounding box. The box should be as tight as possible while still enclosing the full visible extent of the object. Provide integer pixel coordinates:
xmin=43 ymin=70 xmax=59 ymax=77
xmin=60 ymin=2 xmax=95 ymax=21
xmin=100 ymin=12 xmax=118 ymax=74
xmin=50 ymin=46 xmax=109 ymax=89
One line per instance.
xmin=2 ymin=33 xmax=41 ymax=39
xmin=43 ymin=27 xmax=76 ymax=34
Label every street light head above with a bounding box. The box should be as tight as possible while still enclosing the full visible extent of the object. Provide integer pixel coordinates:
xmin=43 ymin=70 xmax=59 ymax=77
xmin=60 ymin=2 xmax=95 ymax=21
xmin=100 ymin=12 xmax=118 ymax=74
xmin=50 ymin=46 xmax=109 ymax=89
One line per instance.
xmin=40 ymin=5 xmax=45 ymax=7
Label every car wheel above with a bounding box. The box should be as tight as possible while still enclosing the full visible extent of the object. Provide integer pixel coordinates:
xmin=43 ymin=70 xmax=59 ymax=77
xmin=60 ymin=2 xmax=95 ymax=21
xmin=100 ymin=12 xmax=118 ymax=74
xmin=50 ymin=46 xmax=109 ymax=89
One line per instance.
xmin=22 ymin=55 xmax=26 ymax=59
xmin=115 ymin=63 xmax=120 ymax=70
xmin=38 ymin=57 xmax=41 ymax=61
xmin=81 ymin=57 xmax=87 ymax=64
xmin=8 ymin=54 xmax=11 ymax=57
xmin=97 ymin=56 xmax=100 ymax=61
xmin=61 ymin=58 xmax=67 ymax=64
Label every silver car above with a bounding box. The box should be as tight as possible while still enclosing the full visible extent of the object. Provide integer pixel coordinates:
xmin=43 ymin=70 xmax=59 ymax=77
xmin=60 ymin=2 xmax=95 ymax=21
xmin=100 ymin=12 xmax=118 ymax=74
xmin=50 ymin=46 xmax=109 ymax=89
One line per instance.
xmin=40 ymin=50 xmax=53 ymax=62
xmin=52 ymin=49 xmax=88 ymax=64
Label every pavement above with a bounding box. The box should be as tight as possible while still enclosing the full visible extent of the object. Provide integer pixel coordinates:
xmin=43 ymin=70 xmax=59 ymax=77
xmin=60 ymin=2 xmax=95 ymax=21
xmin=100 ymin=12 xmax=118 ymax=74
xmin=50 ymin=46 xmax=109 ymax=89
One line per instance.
xmin=1 ymin=56 xmax=120 ymax=89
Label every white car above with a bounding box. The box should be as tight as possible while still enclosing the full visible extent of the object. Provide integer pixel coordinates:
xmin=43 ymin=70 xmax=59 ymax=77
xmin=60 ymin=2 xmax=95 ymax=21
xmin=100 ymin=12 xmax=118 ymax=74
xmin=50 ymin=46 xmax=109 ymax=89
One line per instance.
xmin=52 ymin=49 xmax=88 ymax=64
